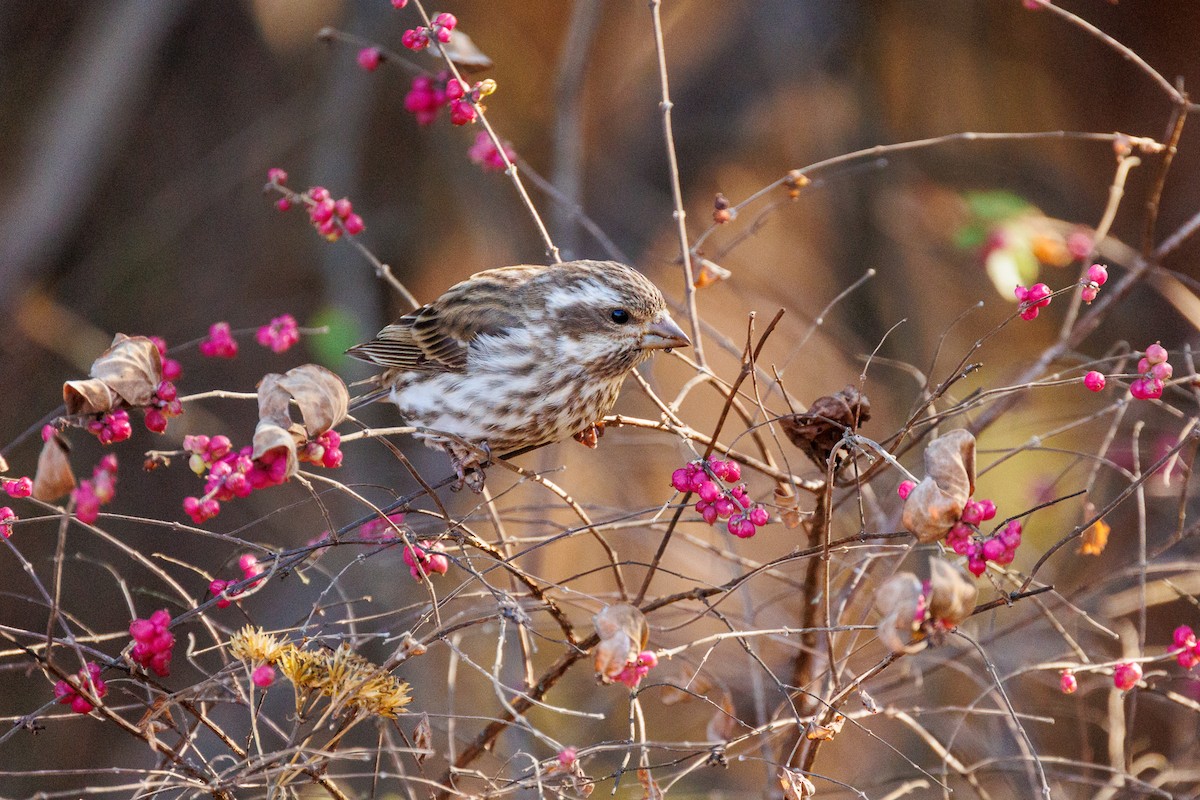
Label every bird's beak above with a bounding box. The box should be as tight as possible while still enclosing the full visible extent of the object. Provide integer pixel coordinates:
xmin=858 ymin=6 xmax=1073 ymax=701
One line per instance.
xmin=641 ymin=314 xmax=691 ymax=351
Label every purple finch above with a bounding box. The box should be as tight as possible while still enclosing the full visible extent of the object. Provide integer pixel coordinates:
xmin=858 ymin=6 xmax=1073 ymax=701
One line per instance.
xmin=347 ymin=259 xmax=689 ymax=489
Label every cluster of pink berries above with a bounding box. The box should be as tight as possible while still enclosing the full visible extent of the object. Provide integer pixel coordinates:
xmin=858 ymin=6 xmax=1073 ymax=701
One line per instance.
xmin=671 ymin=458 xmax=770 ymax=538
xmin=1129 ymin=342 xmax=1171 ymax=400
xmin=149 ymin=336 xmax=183 ymax=381
xmin=209 ymin=554 xmax=265 ymax=609
xmin=200 ymin=322 xmax=238 ymax=359
xmin=299 ymin=430 xmax=344 ymax=468
xmin=255 ymin=314 xmax=300 ymax=353
xmin=145 ymin=380 xmax=183 ymax=433
xmin=0 ymin=507 xmax=15 ymax=539
xmin=54 ymin=662 xmax=107 ymax=715
xmin=614 ymin=650 xmax=658 ymax=689
xmin=1081 ymin=263 xmax=1108 ymax=304
xmin=467 ymin=130 xmax=516 ymax=172
xmin=1113 ymin=661 xmax=1143 ymax=691
xmin=899 ymin=486 xmax=1021 ymax=577
xmin=129 ymin=609 xmax=175 ymax=677
xmin=404 ymin=72 xmax=496 ymax=127
xmin=268 ymin=171 xmax=365 ymax=241
xmin=1172 ymin=625 xmax=1200 ymax=669
xmin=87 ymin=409 xmax=132 ymax=444
xmin=401 ymin=12 xmax=456 ymax=51
xmin=1014 ymin=283 xmax=1052 ymax=320
xmin=182 ymin=428 xmax=342 ymax=525
xmin=73 ymin=454 xmax=118 ymax=525
xmin=402 ymin=540 xmax=449 ymax=581
xmin=4 ymin=476 xmax=32 ymax=498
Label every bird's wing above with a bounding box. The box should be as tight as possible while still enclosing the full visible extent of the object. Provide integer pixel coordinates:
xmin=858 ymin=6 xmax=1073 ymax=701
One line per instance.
xmin=346 ymin=280 xmax=523 ymax=373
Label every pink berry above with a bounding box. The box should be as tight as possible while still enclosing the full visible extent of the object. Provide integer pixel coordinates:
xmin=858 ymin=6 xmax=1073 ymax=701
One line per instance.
xmin=897 ymin=480 xmax=916 ymax=499
xmin=1086 ymin=263 xmax=1108 ymax=285
xmin=982 ymin=537 xmax=1005 ymax=561
xmin=1151 ymin=361 xmax=1173 ymax=381
xmin=449 ymin=99 xmax=476 ymax=125
xmin=434 ymin=12 xmax=457 ymax=30
xmin=1145 ymin=343 xmax=1168 ymax=365
xmin=714 ymin=497 xmax=735 ymax=519
xmin=723 ymin=461 xmax=741 ymax=482
xmin=1083 ymin=371 xmax=1106 ymax=392
xmin=967 ymin=557 xmax=986 ymax=577
xmin=357 ymin=47 xmax=382 ymax=72
xmin=311 ymin=198 xmax=335 ymax=224
xmin=671 ymin=469 xmax=690 ymax=492
xmin=145 ymin=408 xmax=167 ymax=433
xmin=392 ymin=0 xmax=408 ymax=7
xmin=697 ymin=480 xmax=720 ymax=503
xmin=343 ymin=213 xmax=365 ymax=235
xmin=401 ymin=27 xmax=427 ymax=50
xmin=445 ymin=79 xmax=465 ymax=101
xmin=252 ymin=664 xmax=276 ymax=688
xmin=749 ymin=506 xmax=769 ymax=526
xmin=557 ymin=746 xmax=577 ymax=767
xmin=1067 ymin=232 xmax=1093 ymax=259
xmin=334 ymin=198 xmax=353 ymax=219
xmin=1173 ymin=625 xmax=1197 ymax=650
xmin=1081 ymin=286 xmax=1099 ymax=304
xmin=1060 ymin=670 xmax=1078 ymax=694
xmin=267 ymin=168 xmax=288 ymax=184
xmin=1113 ymin=661 xmax=1142 ymax=691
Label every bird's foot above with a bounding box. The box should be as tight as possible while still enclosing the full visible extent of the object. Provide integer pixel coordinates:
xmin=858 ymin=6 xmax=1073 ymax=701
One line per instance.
xmin=449 ymin=443 xmax=492 ymax=493
xmin=573 ymin=421 xmax=605 ymax=449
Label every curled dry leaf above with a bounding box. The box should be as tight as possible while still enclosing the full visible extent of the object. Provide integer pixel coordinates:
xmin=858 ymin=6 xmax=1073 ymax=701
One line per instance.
xmin=638 ymin=768 xmax=664 ymax=800
xmin=874 ymin=572 xmax=924 ymax=655
xmin=774 ymin=485 xmax=803 ymax=529
xmin=252 ymin=365 xmax=349 ymax=475
xmin=32 ymin=431 xmax=76 ymax=501
xmin=413 ymin=712 xmax=433 ymax=765
xmin=694 ymin=257 xmax=732 ymax=289
xmin=592 ymin=603 xmax=647 ymax=684
xmin=901 ymin=429 xmax=976 ymax=542
xmin=926 ymin=558 xmax=976 ymax=628
xmin=63 ymin=334 xmax=163 ymax=415
xmin=779 ymin=768 xmax=817 ymax=799
xmin=806 ymin=712 xmax=844 ymax=741
xmin=780 ymin=386 xmax=871 ymax=471
xmin=427 ymin=29 xmax=493 ymax=72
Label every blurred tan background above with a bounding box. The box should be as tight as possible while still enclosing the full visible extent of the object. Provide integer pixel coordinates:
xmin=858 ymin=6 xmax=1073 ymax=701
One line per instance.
xmin=2 ymin=0 xmax=1200 ymax=796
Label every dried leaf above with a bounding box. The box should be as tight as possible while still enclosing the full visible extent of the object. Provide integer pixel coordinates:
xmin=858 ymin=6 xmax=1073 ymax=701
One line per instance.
xmin=593 ymin=604 xmax=647 ymax=684
xmin=0 ymin=453 xmax=7 ymax=473
xmin=250 ymin=419 xmax=299 ymax=478
xmin=705 ymin=692 xmax=738 ymax=743
xmin=779 ymin=768 xmax=817 ymax=799
xmin=774 ymin=485 xmax=803 ymax=528
xmin=901 ymin=429 xmax=976 ymax=542
xmin=874 ymin=572 xmax=923 ymax=655
xmin=694 ymin=257 xmax=731 ymax=289
xmin=426 ymin=29 xmax=493 ymax=72
xmin=780 ymin=386 xmax=871 ymax=471
xmin=1079 ymin=504 xmax=1111 ymax=556
xmin=275 ymin=365 xmax=348 ymax=436
xmin=638 ymin=768 xmax=664 ymax=800
xmin=413 ymin=712 xmax=433 ymax=765
xmin=88 ymin=334 xmax=163 ymax=407
xmin=927 ymin=559 xmax=977 ymax=627
xmin=32 ymin=432 xmax=75 ymax=501
xmin=62 ymin=378 xmax=121 ymax=416
xmin=806 ymin=713 xmax=844 ymax=741
xmin=657 ymin=667 xmax=712 ymax=706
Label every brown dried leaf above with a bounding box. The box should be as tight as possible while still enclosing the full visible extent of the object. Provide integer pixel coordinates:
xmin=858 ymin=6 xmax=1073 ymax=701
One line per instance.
xmin=413 ymin=712 xmax=433 ymax=765
xmin=32 ymin=432 xmax=75 ymax=501
xmin=779 ymin=768 xmax=817 ymax=799
xmin=88 ymin=334 xmax=163 ymax=407
xmin=780 ymin=386 xmax=871 ymax=470
xmin=901 ymin=429 xmax=976 ymax=542
xmin=63 ymin=378 xmax=121 ymax=416
xmin=272 ymin=365 xmax=349 ymax=436
xmin=593 ymin=604 xmax=647 ymax=684
xmin=694 ymin=257 xmax=732 ymax=289
xmin=427 ymin=30 xmax=493 ymax=72
xmin=1079 ymin=503 xmax=1111 ymax=556
xmin=927 ymin=558 xmax=977 ymax=628
xmin=657 ymin=666 xmax=712 ymax=706
xmin=806 ymin=713 xmax=844 ymax=741
xmin=638 ymin=768 xmax=664 ymax=800
xmin=874 ymin=572 xmax=923 ymax=654
xmin=705 ymin=692 xmax=738 ymax=743
xmin=774 ymin=485 xmax=803 ymax=528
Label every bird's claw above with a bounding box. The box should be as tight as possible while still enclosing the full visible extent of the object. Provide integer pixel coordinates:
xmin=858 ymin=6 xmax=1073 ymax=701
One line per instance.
xmin=573 ymin=422 xmax=605 ymax=449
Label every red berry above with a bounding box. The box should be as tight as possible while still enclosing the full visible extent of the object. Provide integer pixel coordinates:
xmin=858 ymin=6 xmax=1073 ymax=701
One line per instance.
xmin=357 ymin=47 xmax=382 ymax=72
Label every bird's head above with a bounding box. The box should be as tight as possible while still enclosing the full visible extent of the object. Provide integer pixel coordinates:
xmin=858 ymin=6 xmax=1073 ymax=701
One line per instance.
xmin=535 ymin=260 xmax=690 ymax=378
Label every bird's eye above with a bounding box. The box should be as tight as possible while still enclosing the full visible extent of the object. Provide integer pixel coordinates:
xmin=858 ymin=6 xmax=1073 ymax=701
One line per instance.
xmin=610 ymin=309 xmax=631 ymax=325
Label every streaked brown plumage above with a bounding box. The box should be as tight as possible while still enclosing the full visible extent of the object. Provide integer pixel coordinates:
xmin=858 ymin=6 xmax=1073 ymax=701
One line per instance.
xmin=347 ymin=259 xmax=689 ymax=489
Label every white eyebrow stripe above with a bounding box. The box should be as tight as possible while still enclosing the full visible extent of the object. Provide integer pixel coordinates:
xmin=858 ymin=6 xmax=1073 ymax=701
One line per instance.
xmin=544 ymin=281 xmax=622 ymax=311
